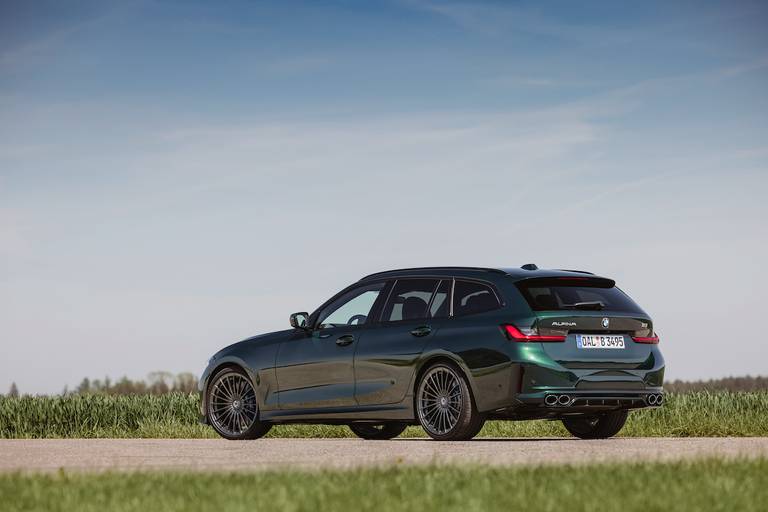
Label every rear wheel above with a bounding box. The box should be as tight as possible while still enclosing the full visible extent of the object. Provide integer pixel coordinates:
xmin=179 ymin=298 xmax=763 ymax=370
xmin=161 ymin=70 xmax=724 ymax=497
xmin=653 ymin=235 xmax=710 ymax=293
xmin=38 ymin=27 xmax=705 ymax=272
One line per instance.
xmin=562 ymin=410 xmax=628 ymax=439
xmin=348 ymin=422 xmax=408 ymax=440
xmin=416 ymin=363 xmax=485 ymax=441
xmin=206 ymin=367 xmax=272 ymax=440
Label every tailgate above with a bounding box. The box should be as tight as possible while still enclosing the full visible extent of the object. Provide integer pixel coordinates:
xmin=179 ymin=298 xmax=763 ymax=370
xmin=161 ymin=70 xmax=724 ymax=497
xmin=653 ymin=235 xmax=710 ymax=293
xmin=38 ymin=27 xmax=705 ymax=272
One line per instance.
xmin=537 ymin=314 xmax=655 ymax=369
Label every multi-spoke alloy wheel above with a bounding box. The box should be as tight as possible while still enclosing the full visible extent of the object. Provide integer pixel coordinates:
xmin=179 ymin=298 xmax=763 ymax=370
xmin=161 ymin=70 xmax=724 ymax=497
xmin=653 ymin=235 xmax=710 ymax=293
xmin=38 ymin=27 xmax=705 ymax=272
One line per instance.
xmin=416 ymin=363 xmax=484 ymax=441
xmin=206 ymin=368 xmax=271 ymax=440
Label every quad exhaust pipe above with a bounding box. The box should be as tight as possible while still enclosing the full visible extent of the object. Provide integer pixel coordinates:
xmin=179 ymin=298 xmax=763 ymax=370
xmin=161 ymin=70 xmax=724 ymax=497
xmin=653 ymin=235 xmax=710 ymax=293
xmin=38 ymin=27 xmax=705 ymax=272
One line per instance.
xmin=544 ymin=393 xmax=664 ymax=407
xmin=544 ymin=394 xmax=573 ymax=407
xmin=647 ymin=393 xmax=664 ymax=406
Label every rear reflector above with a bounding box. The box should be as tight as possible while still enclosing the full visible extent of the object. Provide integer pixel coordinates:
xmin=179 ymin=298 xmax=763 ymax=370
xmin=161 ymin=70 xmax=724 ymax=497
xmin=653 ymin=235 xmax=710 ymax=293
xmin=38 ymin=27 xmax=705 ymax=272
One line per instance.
xmin=502 ymin=324 xmax=566 ymax=342
xmin=632 ymin=334 xmax=660 ymax=344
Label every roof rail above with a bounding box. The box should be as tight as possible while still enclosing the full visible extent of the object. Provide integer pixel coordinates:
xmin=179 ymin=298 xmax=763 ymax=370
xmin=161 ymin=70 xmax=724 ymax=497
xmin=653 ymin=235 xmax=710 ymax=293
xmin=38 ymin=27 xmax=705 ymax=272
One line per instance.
xmin=556 ymin=269 xmax=595 ymax=275
xmin=360 ymin=266 xmax=505 ymax=281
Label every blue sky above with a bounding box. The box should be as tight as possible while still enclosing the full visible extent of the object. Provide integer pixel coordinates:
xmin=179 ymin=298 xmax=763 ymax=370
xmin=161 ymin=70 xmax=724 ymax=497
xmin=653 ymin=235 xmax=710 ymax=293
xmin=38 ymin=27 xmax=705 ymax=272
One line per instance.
xmin=1 ymin=0 xmax=767 ymax=393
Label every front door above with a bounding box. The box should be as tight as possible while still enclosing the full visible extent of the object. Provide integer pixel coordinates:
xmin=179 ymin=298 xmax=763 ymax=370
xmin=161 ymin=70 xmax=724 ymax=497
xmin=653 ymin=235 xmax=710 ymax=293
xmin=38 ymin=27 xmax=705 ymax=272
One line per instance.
xmin=354 ymin=278 xmax=450 ymax=406
xmin=275 ymin=282 xmax=386 ymax=410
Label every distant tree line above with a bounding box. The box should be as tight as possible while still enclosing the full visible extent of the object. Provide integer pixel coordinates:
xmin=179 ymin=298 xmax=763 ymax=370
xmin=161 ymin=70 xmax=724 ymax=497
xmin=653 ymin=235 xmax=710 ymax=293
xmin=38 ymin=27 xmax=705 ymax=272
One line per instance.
xmin=4 ymin=374 xmax=768 ymax=397
xmin=664 ymin=376 xmax=768 ymax=393
xmin=65 ymin=372 xmax=199 ymax=395
xmin=2 ymin=372 xmax=198 ymax=397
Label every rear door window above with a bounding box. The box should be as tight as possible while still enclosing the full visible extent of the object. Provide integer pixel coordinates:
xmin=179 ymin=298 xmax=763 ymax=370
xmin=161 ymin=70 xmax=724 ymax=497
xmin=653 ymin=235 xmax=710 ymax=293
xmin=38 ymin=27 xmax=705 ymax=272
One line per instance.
xmin=517 ymin=277 xmax=644 ymax=313
xmin=381 ymin=279 xmax=439 ymax=322
xmin=453 ymin=280 xmax=501 ymax=316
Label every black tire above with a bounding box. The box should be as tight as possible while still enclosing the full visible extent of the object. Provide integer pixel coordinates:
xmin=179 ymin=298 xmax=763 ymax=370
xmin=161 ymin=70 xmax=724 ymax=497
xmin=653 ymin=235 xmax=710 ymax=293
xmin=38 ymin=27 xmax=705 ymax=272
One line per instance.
xmin=348 ymin=422 xmax=408 ymax=440
xmin=415 ymin=362 xmax=485 ymax=441
xmin=206 ymin=367 xmax=272 ymax=440
xmin=464 ymin=414 xmax=487 ymax=439
xmin=561 ymin=410 xmax=628 ymax=439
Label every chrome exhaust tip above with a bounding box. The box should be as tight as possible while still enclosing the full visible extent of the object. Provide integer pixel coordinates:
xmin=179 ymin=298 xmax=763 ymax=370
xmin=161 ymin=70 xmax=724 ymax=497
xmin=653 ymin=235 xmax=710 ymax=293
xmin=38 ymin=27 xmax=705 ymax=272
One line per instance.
xmin=558 ymin=394 xmax=571 ymax=406
xmin=647 ymin=394 xmax=657 ymax=405
xmin=656 ymin=394 xmax=664 ymax=406
xmin=544 ymin=394 xmax=558 ymax=406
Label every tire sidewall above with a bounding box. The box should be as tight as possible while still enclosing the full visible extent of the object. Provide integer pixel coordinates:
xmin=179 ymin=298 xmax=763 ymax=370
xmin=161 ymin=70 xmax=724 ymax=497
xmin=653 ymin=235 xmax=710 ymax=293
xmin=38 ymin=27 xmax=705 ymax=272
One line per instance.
xmin=416 ymin=362 xmax=480 ymax=441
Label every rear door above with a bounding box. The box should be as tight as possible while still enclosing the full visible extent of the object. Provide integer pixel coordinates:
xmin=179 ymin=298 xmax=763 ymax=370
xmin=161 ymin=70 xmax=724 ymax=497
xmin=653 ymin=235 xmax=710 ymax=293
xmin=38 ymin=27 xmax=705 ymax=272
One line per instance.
xmin=517 ymin=277 xmax=657 ymax=370
xmin=353 ymin=278 xmax=449 ymax=406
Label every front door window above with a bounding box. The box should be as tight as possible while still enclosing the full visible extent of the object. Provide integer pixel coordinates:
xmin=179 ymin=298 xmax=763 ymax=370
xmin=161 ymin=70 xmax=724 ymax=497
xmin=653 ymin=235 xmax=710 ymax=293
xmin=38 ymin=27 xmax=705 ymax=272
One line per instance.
xmin=317 ymin=283 xmax=385 ymax=329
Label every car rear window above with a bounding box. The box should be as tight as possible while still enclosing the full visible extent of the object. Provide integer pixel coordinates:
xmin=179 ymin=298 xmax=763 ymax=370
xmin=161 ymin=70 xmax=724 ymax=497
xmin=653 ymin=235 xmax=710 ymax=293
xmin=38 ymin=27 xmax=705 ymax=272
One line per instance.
xmin=516 ymin=277 xmax=644 ymax=314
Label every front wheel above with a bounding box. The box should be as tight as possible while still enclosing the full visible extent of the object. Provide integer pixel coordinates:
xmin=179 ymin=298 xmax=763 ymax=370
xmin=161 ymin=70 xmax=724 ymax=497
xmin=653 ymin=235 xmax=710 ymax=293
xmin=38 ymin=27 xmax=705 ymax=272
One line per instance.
xmin=348 ymin=422 xmax=408 ymax=440
xmin=416 ymin=363 xmax=485 ymax=441
xmin=206 ymin=367 xmax=272 ymax=440
xmin=561 ymin=410 xmax=628 ymax=439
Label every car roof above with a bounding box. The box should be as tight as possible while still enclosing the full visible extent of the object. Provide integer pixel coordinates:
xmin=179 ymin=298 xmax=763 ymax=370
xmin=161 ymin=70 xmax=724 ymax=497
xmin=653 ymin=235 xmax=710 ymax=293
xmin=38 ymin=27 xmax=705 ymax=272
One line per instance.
xmin=359 ymin=265 xmax=606 ymax=282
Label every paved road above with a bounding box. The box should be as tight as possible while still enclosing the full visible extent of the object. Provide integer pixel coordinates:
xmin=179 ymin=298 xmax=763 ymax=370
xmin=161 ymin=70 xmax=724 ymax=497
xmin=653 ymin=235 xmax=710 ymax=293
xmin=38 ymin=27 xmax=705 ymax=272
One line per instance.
xmin=1 ymin=438 xmax=766 ymax=473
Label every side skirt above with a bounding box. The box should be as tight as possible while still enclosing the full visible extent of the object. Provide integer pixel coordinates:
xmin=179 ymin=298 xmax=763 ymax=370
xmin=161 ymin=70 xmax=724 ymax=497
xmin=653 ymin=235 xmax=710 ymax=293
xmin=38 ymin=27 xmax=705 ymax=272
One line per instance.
xmin=260 ymin=400 xmax=415 ymax=423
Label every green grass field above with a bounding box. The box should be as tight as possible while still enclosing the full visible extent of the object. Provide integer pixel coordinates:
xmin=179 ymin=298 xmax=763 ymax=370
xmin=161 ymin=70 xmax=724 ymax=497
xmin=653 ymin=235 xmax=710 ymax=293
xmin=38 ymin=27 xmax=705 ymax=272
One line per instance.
xmin=1 ymin=458 xmax=766 ymax=512
xmin=1 ymin=391 xmax=767 ymax=438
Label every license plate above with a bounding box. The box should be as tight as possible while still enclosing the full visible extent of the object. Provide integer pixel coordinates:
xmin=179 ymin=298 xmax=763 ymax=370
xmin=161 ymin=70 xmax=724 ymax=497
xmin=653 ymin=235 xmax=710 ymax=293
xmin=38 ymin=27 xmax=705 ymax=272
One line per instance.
xmin=576 ymin=334 xmax=625 ymax=349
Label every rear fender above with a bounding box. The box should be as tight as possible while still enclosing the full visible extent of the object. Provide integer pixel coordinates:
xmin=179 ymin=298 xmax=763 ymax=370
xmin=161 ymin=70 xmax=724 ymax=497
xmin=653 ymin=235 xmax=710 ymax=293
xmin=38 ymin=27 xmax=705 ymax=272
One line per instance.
xmin=411 ymin=350 xmax=512 ymax=413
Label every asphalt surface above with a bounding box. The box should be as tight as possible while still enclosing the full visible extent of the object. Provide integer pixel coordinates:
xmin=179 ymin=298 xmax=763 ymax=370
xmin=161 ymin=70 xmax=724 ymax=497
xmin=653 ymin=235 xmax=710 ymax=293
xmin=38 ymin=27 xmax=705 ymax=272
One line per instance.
xmin=2 ymin=437 xmax=767 ymax=473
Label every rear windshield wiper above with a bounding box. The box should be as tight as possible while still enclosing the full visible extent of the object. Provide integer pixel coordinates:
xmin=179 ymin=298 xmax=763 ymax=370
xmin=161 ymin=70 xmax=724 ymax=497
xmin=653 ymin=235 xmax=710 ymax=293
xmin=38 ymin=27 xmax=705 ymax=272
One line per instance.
xmin=563 ymin=301 xmax=605 ymax=310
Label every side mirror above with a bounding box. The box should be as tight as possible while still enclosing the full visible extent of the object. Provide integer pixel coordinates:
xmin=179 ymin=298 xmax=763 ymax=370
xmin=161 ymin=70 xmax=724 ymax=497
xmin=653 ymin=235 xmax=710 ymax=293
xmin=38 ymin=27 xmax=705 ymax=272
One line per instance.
xmin=290 ymin=312 xmax=310 ymax=330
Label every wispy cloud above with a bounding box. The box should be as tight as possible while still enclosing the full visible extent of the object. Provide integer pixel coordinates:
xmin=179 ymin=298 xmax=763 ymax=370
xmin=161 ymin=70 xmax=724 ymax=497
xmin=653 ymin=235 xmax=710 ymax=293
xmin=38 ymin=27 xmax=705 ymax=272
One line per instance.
xmin=0 ymin=4 xmax=121 ymax=70
xmin=405 ymin=0 xmax=639 ymax=45
xmin=478 ymin=75 xmax=602 ymax=89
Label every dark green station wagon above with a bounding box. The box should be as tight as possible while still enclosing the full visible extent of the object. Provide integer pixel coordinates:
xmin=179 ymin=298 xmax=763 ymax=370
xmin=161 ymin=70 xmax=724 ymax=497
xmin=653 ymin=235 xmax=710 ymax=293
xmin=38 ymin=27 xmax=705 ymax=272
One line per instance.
xmin=200 ymin=265 xmax=664 ymax=441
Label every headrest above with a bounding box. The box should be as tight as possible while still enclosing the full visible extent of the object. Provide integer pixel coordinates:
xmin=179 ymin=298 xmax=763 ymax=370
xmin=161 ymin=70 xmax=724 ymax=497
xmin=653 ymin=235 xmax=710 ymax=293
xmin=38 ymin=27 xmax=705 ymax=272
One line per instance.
xmin=402 ymin=296 xmax=427 ymax=320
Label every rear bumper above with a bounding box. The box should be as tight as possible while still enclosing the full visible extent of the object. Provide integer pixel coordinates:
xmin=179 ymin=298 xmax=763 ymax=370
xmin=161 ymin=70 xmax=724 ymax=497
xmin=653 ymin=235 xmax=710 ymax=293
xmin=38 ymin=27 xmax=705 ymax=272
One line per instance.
xmin=518 ymin=389 xmax=664 ymax=408
xmin=490 ymin=389 xmax=664 ymax=419
xmin=489 ymin=340 xmax=666 ymax=412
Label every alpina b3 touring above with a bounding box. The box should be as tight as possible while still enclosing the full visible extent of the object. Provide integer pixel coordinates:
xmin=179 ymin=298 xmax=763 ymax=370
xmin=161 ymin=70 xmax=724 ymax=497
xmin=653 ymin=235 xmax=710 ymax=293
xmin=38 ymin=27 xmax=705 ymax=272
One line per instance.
xmin=200 ymin=265 xmax=664 ymax=441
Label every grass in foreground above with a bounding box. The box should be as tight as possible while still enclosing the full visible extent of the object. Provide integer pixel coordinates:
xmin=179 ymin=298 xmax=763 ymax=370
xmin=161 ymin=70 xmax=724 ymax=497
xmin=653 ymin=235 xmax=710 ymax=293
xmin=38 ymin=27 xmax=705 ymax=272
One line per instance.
xmin=2 ymin=391 xmax=767 ymax=438
xmin=2 ymin=458 xmax=766 ymax=512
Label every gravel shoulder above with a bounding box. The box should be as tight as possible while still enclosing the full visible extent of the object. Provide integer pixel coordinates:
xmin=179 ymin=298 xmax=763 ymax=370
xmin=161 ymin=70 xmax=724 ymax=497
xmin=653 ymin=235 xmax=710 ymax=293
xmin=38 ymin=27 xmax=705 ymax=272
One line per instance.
xmin=2 ymin=437 xmax=767 ymax=473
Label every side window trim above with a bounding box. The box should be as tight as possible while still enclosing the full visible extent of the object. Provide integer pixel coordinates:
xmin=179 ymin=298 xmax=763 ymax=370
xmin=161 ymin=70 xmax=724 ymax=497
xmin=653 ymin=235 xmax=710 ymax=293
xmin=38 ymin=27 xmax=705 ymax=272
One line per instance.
xmin=422 ymin=279 xmax=442 ymax=319
xmin=424 ymin=279 xmax=441 ymax=317
xmin=366 ymin=279 xmax=394 ymax=325
xmin=424 ymin=278 xmax=453 ymax=319
xmin=377 ymin=279 xmax=399 ymax=323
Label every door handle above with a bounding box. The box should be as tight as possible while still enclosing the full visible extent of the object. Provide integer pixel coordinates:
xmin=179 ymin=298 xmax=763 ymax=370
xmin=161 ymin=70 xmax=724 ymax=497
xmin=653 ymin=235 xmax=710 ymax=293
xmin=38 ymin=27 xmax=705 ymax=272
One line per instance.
xmin=336 ymin=334 xmax=355 ymax=346
xmin=410 ymin=326 xmax=432 ymax=337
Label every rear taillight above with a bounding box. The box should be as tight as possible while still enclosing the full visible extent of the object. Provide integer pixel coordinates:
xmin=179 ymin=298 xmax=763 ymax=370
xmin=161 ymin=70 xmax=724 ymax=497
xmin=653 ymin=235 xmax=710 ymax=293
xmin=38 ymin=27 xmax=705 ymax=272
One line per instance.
xmin=502 ymin=324 xmax=566 ymax=342
xmin=632 ymin=334 xmax=660 ymax=344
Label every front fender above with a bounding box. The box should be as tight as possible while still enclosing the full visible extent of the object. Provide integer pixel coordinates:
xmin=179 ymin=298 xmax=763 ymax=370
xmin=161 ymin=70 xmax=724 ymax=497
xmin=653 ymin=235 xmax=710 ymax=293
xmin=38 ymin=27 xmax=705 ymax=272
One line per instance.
xmin=198 ymin=355 xmax=257 ymax=423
